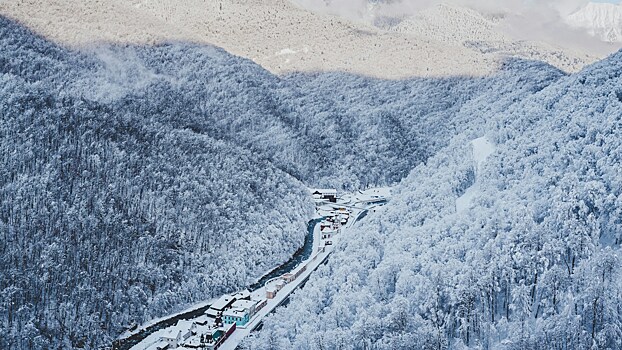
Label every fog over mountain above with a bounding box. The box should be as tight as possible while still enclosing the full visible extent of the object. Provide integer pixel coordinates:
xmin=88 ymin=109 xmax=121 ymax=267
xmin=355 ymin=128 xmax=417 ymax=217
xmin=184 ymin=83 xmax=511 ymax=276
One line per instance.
xmin=0 ymin=16 xmax=565 ymax=348
xmin=296 ymin=0 xmax=622 ymax=55
xmin=566 ymin=2 xmax=622 ymax=42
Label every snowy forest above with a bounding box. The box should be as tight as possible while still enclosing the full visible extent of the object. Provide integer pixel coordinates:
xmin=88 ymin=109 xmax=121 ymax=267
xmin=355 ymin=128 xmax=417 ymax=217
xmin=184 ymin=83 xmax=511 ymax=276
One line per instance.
xmin=248 ymin=50 xmax=622 ymax=349
xmin=2 ymin=14 xmax=622 ymax=350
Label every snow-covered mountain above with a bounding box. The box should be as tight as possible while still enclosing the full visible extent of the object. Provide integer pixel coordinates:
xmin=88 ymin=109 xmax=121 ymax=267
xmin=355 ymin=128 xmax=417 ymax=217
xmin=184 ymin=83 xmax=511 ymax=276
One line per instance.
xmin=3 ymin=2 xmax=622 ymax=350
xmin=0 ymin=0 xmax=607 ymax=78
xmin=384 ymin=3 xmax=597 ymax=74
xmin=566 ymin=2 xmax=622 ymax=42
xmin=6 ymin=12 xmax=621 ymax=348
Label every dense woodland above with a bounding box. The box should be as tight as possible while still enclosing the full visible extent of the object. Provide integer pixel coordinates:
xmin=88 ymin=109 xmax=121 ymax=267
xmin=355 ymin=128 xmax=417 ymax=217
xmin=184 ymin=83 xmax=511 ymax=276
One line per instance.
xmin=0 ymin=18 xmax=317 ymax=349
xmin=248 ymin=52 xmax=622 ymax=349
xmin=2 ymin=15 xmax=621 ymax=350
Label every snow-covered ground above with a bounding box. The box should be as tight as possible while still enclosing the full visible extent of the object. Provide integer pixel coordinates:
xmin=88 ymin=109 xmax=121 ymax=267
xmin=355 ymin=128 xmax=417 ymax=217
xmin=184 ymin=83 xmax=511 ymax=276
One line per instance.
xmin=471 ymin=137 xmax=495 ymax=171
xmin=456 ymin=137 xmax=495 ymax=213
xmin=390 ymin=3 xmax=601 ymax=73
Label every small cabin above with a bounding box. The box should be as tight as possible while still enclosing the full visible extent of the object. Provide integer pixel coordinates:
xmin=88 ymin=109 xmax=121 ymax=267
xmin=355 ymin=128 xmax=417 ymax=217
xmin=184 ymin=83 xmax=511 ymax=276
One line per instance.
xmin=266 ymin=288 xmax=277 ymax=299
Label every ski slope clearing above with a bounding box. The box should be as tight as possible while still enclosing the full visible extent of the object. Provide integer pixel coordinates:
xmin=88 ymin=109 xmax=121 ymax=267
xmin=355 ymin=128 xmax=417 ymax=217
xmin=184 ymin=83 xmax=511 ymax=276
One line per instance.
xmin=455 ymin=136 xmax=495 ymax=213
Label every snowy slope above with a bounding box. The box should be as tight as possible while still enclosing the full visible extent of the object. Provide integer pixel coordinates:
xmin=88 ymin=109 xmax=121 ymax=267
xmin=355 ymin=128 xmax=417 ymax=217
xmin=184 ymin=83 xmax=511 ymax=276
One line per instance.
xmin=389 ymin=4 xmax=505 ymax=44
xmin=389 ymin=3 xmax=599 ymax=73
xmin=566 ymin=2 xmax=622 ymax=42
xmin=249 ymin=49 xmax=622 ymax=350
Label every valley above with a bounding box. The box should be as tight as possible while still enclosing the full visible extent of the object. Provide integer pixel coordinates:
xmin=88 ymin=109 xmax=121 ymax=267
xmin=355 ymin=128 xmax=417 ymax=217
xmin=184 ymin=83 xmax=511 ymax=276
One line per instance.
xmin=2 ymin=3 xmax=622 ymax=349
xmin=119 ymin=188 xmax=390 ymax=350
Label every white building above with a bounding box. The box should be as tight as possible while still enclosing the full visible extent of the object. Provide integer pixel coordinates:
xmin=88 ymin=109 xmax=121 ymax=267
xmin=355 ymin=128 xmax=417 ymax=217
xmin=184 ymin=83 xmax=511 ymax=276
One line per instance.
xmin=232 ymin=299 xmax=257 ymax=317
xmin=159 ymin=320 xmax=196 ymax=348
xmin=232 ymin=289 xmax=251 ymax=300
xmin=207 ymin=294 xmax=236 ymax=317
xmin=223 ymin=307 xmax=250 ymax=326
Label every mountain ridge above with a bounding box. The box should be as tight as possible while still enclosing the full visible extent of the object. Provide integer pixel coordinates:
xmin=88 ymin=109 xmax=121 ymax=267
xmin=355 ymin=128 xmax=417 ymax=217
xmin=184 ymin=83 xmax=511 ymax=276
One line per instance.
xmin=0 ymin=0 xmax=606 ymax=78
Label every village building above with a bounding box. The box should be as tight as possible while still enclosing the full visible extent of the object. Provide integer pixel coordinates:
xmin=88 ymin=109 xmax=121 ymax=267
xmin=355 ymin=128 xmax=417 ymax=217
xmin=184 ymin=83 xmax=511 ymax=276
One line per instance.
xmin=321 ymin=224 xmax=339 ymax=239
xmin=232 ymin=299 xmax=257 ymax=318
xmin=311 ymin=189 xmax=337 ymax=203
xmin=281 ymin=273 xmax=295 ymax=283
xmin=266 ymin=287 xmax=277 ymax=299
xmin=159 ymin=330 xmax=181 ymax=348
xmin=194 ymin=315 xmax=212 ymax=326
xmin=207 ymin=294 xmax=236 ymax=318
xmin=255 ymin=298 xmax=268 ymax=312
xmin=182 ymin=323 xmax=236 ymax=350
xmin=158 ymin=320 xmax=196 ymax=348
xmin=275 ymin=280 xmax=286 ymax=291
xmin=320 ymin=221 xmax=333 ymax=230
xmin=232 ymin=290 xmax=251 ymax=300
xmin=205 ymin=308 xmax=220 ymax=318
xmin=223 ymin=307 xmax=250 ymax=326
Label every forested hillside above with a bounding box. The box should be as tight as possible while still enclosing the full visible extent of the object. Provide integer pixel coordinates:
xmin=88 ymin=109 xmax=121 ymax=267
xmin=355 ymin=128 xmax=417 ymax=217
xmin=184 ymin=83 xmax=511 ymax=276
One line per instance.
xmin=0 ymin=16 xmax=578 ymax=350
xmin=0 ymin=17 xmax=316 ymax=350
xmin=249 ymin=52 xmax=622 ymax=349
